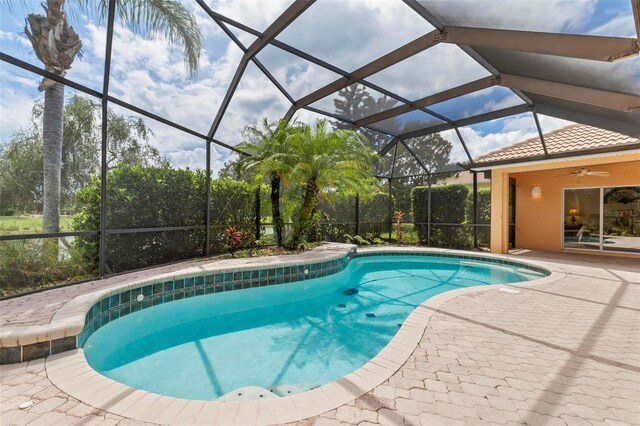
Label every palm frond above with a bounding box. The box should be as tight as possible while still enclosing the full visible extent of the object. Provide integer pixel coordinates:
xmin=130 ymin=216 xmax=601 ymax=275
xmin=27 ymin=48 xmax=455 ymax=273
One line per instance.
xmin=71 ymin=0 xmax=203 ymax=77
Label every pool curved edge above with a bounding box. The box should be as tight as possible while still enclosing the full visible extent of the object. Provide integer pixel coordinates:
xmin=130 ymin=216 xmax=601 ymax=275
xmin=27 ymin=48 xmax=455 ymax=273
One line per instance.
xmin=44 ymin=247 xmax=564 ymax=426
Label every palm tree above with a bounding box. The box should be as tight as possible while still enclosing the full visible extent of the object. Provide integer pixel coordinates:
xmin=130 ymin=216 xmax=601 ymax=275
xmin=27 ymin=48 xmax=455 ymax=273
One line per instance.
xmin=236 ymin=119 xmax=299 ymax=246
xmin=285 ymin=120 xmax=379 ymax=249
xmin=15 ymin=0 xmax=202 ymax=255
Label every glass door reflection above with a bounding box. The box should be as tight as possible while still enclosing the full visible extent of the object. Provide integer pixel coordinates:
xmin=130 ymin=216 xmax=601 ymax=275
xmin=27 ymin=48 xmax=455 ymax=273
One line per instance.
xmin=563 ymin=188 xmax=601 ymax=250
xmin=603 ymin=187 xmax=640 ymax=253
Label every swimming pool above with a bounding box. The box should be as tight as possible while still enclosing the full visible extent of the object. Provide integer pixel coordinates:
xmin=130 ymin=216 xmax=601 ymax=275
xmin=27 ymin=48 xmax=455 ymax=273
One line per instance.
xmin=83 ymin=253 xmax=547 ymax=400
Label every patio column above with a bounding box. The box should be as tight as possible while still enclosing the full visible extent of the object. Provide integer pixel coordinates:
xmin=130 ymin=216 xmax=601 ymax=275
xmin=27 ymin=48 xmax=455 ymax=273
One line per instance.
xmin=490 ymin=169 xmax=510 ymax=253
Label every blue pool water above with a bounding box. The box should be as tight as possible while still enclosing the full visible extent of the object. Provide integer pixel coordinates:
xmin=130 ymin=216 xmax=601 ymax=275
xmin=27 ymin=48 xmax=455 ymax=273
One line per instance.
xmin=84 ymin=255 xmax=545 ymax=400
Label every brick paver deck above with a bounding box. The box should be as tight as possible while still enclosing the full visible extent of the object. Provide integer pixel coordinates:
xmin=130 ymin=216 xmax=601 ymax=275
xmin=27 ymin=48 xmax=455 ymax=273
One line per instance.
xmin=1 ymin=250 xmax=639 ymax=425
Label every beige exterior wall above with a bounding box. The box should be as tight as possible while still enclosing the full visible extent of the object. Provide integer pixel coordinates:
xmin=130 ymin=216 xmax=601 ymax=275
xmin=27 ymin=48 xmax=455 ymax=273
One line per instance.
xmin=489 ymin=153 xmax=640 ymax=255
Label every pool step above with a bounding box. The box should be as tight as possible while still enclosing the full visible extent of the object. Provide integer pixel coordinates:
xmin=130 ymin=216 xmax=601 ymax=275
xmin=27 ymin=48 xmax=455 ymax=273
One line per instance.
xmin=217 ymin=386 xmax=279 ymax=401
xmin=218 ymin=384 xmax=318 ymax=401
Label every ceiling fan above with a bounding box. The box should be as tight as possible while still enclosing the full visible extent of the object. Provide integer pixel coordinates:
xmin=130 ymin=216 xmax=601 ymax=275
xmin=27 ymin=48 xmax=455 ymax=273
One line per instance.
xmin=555 ymin=168 xmax=610 ymax=178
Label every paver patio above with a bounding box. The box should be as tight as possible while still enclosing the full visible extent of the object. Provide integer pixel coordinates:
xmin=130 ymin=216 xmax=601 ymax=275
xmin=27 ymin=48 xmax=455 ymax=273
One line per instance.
xmin=1 ymin=250 xmax=638 ymax=425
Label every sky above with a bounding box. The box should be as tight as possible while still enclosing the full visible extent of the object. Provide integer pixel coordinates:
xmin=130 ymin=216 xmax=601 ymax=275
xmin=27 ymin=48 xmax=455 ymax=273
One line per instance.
xmin=0 ymin=0 xmax=637 ymax=175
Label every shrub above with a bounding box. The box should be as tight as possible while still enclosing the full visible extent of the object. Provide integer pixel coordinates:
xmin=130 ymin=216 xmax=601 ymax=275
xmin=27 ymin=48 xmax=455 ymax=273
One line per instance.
xmin=394 ymin=211 xmax=405 ymax=243
xmin=359 ymin=192 xmax=394 ymax=238
xmin=224 ymin=226 xmax=244 ymax=256
xmin=465 ymin=188 xmax=491 ymax=224
xmin=344 ymin=234 xmax=371 ymax=246
xmin=412 ymin=184 xmax=471 ymax=249
xmin=73 ymin=165 xmax=260 ymax=273
xmin=318 ymin=195 xmax=356 ymax=223
xmin=465 ymin=188 xmax=491 ymax=247
xmin=0 ymin=239 xmax=91 ymax=296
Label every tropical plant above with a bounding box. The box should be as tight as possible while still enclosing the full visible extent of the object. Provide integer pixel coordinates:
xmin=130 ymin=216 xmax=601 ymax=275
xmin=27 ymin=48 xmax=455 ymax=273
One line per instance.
xmin=344 ymin=234 xmax=371 ymax=246
xmin=224 ymin=226 xmax=244 ymax=257
xmin=394 ymin=210 xmax=405 ymax=243
xmin=235 ymin=119 xmax=300 ymax=246
xmin=284 ymin=120 xmax=379 ymax=249
xmin=12 ymin=0 xmax=202 ymax=256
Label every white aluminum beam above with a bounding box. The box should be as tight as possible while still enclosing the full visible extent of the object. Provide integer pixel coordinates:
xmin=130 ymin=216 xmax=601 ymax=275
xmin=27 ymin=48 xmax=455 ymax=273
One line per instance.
xmin=499 ymin=74 xmax=640 ymax=112
xmin=441 ymin=26 xmax=639 ymax=62
xmin=295 ymin=30 xmax=441 ymax=108
xmin=356 ymin=76 xmax=495 ymax=127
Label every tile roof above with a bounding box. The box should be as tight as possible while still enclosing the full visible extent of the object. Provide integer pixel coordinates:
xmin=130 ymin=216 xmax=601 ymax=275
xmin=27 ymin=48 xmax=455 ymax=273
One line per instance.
xmin=474 ymin=124 xmax=639 ymax=164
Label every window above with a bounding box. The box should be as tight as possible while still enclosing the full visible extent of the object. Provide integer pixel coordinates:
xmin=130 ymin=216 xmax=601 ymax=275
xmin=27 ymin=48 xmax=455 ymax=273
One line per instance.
xmin=563 ymin=187 xmax=640 ymax=253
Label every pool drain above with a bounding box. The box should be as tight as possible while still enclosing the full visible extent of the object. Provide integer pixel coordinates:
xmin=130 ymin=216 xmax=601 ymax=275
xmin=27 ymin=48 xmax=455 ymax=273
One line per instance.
xmin=366 ymin=313 xmax=376 ymax=318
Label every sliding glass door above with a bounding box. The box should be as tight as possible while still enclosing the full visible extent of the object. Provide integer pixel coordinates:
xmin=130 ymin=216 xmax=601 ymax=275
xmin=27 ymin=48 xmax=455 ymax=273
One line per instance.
xmin=563 ymin=188 xmax=601 ymax=250
xmin=563 ymin=186 xmax=640 ymax=253
xmin=603 ymin=187 xmax=640 ymax=253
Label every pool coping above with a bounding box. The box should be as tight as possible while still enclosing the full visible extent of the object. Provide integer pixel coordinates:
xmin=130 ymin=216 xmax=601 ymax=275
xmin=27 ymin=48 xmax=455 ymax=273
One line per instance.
xmin=41 ymin=246 xmax=564 ymax=426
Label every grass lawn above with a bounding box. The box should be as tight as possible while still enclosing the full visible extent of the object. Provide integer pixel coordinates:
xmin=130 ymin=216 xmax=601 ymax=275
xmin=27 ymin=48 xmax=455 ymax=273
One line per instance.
xmin=0 ymin=215 xmax=74 ymax=235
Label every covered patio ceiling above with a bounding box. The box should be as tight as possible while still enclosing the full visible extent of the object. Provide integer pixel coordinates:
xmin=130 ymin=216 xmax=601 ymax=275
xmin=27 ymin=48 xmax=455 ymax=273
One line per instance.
xmin=2 ymin=0 xmax=638 ymax=177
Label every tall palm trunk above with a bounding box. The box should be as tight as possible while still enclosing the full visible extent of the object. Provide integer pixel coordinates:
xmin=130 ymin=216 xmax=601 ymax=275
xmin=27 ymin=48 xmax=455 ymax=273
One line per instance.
xmin=25 ymin=0 xmax=81 ymax=258
xmin=271 ymin=175 xmax=284 ymax=246
xmin=285 ymin=180 xmax=318 ymax=249
xmin=42 ymin=83 xmax=65 ymax=237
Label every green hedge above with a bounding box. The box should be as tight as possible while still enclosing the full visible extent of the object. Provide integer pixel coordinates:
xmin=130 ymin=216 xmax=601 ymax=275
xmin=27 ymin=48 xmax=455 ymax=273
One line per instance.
xmin=465 ymin=188 xmax=491 ymax=224
xmin=73 ymin=165 xmax=260 ymax=273
xmin=412 ymin=184 xmax=472 ymax=248
xmin=317 ymin=195 xmax=356 ymax=223
xmin=310 ymin=192 xmax=392 ymax=242
xmin=317 ymin=192 xmax=391 ymax=225
xmin=472 ymin=188 xmax=491 ymax=247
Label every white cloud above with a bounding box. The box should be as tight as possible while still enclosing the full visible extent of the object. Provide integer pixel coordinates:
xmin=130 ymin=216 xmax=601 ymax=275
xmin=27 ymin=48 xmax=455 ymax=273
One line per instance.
xmin=277 ymin=0 xmax=435 ymax=72
xmin=0 ymin=90 xmax=36 ymax=143
xmin=164 ymin=147 xmax=207 ymax=170
xmin=0 ymin=67 xmax=40 ymax=143
xmin=0 ymin=30 xmax=14 ymax=40
xmin=538 ymin=114 xmax=574 ymax=132
xmin=589 ymin=14 xmax=636 ymax=37
xmin=212 ymin=62 xmax=292 ymax=144
xmin=458 ymin=114 xmax=541 ymax=159
xmin=256 ymin=45 xmax=342 ymax=101
xmin=97 ymin=22 xmax=245 ymax=143
xmin=502 ymin=115 xmax=536 ymax=133
xmin=206 ymin=0 xmax=294 ymax=32
xmin=441 ymin=129 xmax=468 ymax=163
xmin=367 ymin=43 xmax=491 ymax=101
xmin=468 ymin=92 xmax=523 ymax=118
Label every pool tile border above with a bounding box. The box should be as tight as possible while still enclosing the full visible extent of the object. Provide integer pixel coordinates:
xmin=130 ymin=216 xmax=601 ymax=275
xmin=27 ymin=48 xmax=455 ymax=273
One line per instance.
xmin=355 ymin=250 xmax=550 ymax=275
xmin=0 ymin=244 xmax=550 ymax=366
xmin=76 ymin=255 xmax=352 ymax=348
xmin=0 ymin=244 xmax=357 ymax=364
